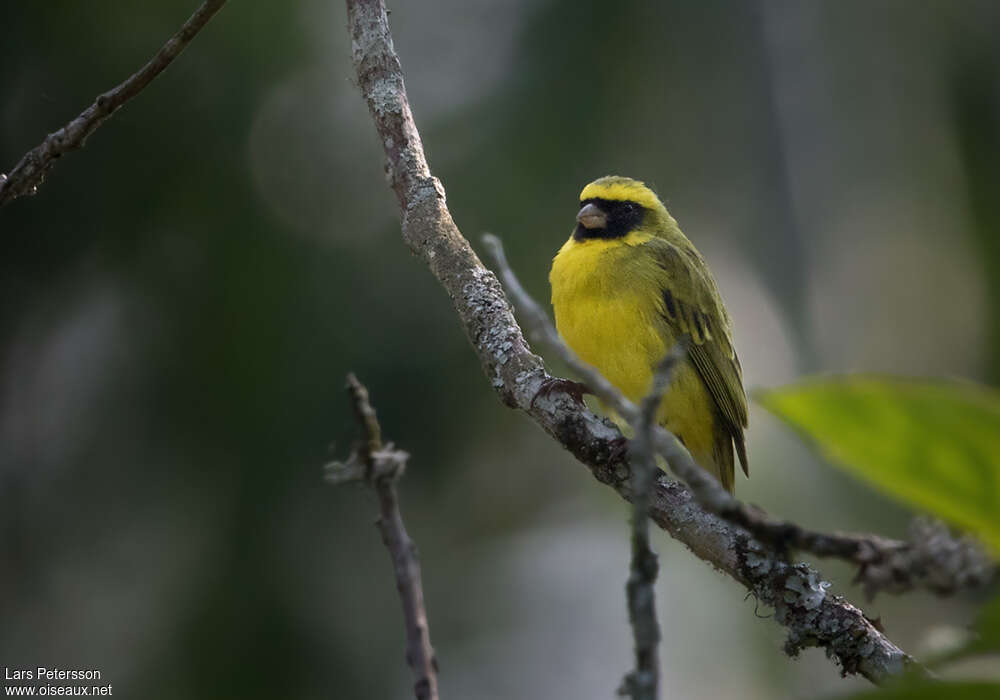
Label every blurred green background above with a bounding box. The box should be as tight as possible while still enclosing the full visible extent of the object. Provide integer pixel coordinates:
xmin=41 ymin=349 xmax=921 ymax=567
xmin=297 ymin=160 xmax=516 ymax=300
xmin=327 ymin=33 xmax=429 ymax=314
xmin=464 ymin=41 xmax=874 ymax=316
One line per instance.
xmin=2 ymin=1 xmax=999 ymax=698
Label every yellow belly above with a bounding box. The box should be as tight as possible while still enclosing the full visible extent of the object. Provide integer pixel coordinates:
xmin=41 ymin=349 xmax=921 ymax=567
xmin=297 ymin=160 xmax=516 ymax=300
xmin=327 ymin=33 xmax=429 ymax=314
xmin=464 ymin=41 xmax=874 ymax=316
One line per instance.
xmin=549 ymin=235 xmax=722 ymax=479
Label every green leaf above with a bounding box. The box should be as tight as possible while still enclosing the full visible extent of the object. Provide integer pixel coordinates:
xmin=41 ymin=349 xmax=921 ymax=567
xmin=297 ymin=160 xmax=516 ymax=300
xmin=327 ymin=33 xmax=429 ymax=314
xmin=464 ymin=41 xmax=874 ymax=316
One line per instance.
xmin=845 ymin=681 xmax=1000 ymax=700
xmin=757 ymin=376 xmax=1000 ymax=553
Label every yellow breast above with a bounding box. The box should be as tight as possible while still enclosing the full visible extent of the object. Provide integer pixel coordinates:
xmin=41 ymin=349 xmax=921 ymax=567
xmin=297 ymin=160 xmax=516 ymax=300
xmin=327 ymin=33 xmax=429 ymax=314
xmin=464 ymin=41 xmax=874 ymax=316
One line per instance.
xmin=549 ymin=233 xmax=666 ymax=402
xmin=549 ymin=233 xmax=720 ymax=469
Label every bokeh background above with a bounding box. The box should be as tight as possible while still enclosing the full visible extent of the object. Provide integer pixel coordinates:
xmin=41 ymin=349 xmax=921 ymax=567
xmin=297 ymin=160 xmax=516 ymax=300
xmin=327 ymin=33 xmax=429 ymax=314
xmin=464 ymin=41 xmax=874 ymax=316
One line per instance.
xmin=3 ymin=1 xmax=999 ymax=698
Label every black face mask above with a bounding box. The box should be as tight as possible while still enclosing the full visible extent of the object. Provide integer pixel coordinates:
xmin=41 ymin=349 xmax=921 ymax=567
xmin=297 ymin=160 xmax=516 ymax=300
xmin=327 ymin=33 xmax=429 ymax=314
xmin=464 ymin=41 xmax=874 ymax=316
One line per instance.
xmin=574 ymin=198 xmax=645 ymax=240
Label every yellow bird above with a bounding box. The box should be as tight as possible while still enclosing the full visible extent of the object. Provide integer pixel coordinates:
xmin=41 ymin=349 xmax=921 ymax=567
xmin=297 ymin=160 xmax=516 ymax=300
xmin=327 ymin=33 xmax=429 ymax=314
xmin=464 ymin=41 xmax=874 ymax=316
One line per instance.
xmin=549 ymin=176 xmax=748 ymax=491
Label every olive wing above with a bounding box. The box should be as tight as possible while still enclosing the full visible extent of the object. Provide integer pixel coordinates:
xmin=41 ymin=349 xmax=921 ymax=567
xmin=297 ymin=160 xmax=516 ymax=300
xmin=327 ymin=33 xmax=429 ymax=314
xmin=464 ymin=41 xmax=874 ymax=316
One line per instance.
xmin=646 ymin=237 xmax=749 ymax=475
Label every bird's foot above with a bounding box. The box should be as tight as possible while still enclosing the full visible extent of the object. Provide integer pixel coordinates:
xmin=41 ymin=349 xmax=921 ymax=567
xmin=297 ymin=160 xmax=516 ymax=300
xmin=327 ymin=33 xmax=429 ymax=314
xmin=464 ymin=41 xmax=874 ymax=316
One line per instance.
xmin=531 ymin=377 xmax=590 ymax=410
xmin=608 ymin=436 xmax=630 ymax=465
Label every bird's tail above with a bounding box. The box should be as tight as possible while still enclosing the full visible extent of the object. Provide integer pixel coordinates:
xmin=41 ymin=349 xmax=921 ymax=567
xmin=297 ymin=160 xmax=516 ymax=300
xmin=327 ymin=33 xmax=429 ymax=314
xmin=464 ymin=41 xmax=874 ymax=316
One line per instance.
xmin=711 ymin=431 xmax=735 ymax=494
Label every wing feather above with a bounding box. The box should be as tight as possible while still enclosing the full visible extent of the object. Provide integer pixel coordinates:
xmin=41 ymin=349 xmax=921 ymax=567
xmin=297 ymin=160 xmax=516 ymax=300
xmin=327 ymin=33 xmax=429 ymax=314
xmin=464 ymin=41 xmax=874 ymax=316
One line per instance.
xmin=647 ymin=238 xmax=749 ymax=476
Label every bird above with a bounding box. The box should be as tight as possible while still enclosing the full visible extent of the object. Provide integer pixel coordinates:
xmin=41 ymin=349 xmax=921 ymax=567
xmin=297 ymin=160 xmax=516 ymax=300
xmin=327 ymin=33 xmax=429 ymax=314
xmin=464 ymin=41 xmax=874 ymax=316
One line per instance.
xmin=549 ymin=175 xmax=748 ymax=491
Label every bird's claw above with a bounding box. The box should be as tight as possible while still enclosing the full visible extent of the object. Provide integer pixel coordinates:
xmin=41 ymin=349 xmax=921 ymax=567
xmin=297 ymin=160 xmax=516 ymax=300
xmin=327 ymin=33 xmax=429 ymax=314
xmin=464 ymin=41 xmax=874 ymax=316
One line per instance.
xmin=607 ymin=436 xmax=630 ymax=465
xmin=531 ymin=377 xmax=590 ymax=409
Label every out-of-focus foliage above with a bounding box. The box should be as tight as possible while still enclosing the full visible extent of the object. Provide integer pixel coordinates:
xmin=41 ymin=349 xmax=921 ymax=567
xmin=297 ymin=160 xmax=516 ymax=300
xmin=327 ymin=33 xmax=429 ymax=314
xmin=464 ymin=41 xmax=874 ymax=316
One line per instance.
xmin=845 ymin=680 xmax=1000 ymax=700
xmin=959 ymin=595 xmax=1000 ymax=660
xmin=951 ymin=48 xmax=1000 ymax=385
xmin=757 ymin=377 xmax=1000 ymax=552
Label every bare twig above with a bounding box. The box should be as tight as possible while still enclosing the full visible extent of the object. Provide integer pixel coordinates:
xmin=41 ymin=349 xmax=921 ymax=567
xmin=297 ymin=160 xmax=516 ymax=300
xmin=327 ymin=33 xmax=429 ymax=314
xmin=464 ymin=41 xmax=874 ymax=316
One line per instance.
xmin=0 ymin=0 xmax=228 ymax=207
xmin=721 ymin=509 xmax=993 ymax=599
xmin=327 ymin=374 xmax=439 ymax=700
xmin=343 ymin=0 xmax=969 ymax=684
xmin=621 ymin=349 xmax=684 ymax=700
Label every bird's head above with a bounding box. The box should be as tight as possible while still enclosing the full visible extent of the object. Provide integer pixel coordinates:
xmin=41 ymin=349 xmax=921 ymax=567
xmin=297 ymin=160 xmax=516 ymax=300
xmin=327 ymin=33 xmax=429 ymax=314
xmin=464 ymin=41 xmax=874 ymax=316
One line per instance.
xmin=573 ymin=176 xmax=671 ymax=241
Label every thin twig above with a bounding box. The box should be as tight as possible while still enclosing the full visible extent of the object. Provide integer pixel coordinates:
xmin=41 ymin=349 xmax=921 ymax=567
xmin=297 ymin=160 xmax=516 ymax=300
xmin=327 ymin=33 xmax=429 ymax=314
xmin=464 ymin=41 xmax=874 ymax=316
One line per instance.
xmin=621 ymin=348 xmax=685 ymax=700
xmin=327 ymin=374 xmax=439 ymax=700
xmin=343 ymin=0 xmax=968 ymax=684
xmin=0 ymin=0 xmax=228 ymax=207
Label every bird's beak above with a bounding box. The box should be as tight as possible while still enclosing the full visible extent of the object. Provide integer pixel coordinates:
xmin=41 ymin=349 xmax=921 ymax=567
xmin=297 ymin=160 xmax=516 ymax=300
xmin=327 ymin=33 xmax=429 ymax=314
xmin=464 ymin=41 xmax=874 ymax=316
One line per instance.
xmin=576 ymin=203 xmax=607 ymax=230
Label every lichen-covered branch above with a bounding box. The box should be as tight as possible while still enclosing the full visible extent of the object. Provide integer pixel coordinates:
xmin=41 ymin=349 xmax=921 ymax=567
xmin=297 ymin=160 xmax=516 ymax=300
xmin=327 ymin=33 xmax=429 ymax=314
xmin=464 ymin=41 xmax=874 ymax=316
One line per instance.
xmin=0 ymin=0 xmax=227 ymax=207
xmin=345 ymin=0 xmax=940 ymax=685
xmin=327 ymin=374 xmax=439 ymax=700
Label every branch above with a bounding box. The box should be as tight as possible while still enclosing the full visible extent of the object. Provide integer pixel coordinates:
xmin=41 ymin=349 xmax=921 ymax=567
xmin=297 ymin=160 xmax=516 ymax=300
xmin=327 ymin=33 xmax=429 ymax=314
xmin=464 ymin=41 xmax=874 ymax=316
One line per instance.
xmin=326 ymin=374 xmax=439 ymax=700
xmin=0 ymin=0 xmax=227 ymax=207
xmin=344 ymin=0 xmax=955 ymax=684
xmin=621 ymin=349 xmax=684 ymax=700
